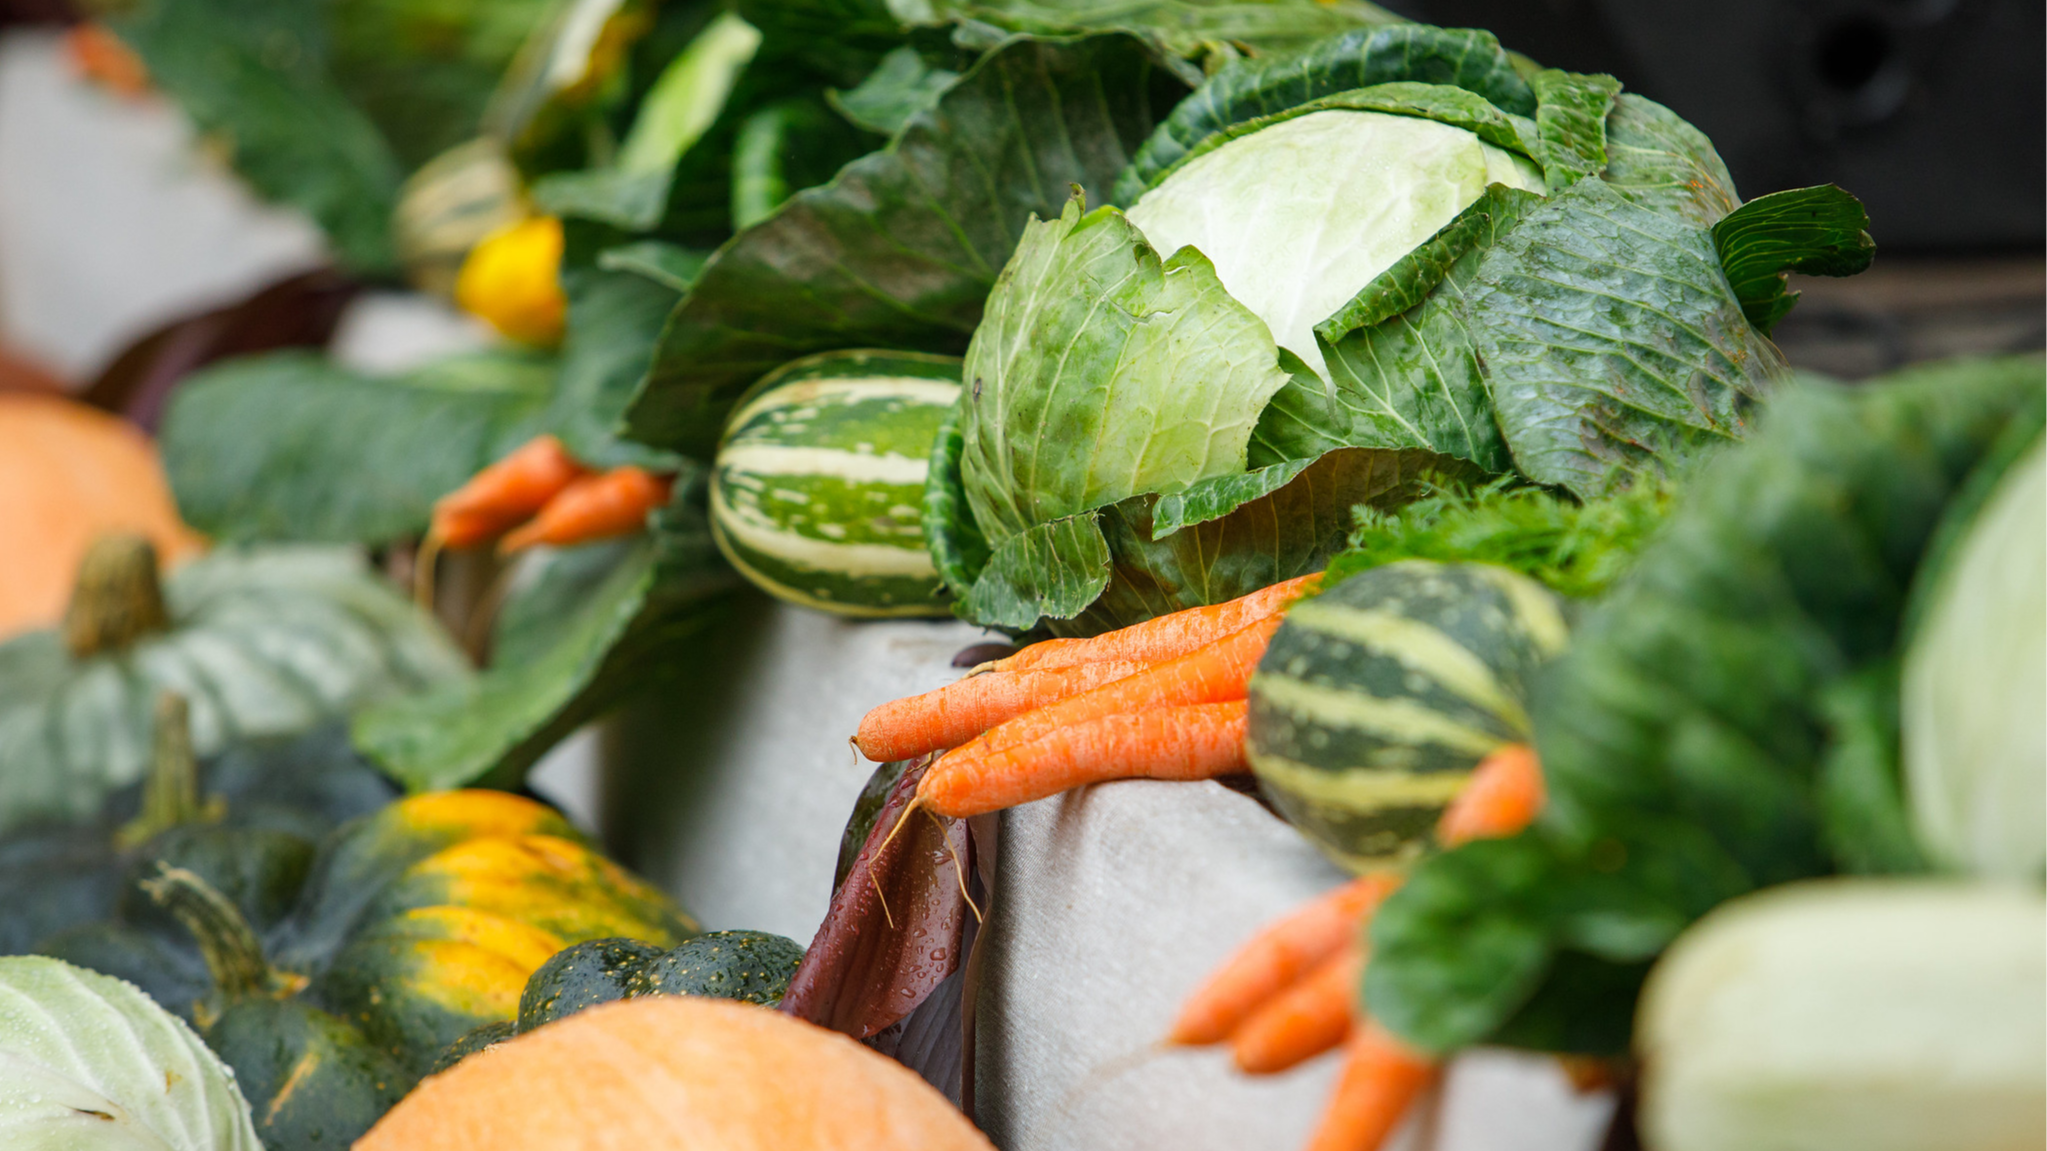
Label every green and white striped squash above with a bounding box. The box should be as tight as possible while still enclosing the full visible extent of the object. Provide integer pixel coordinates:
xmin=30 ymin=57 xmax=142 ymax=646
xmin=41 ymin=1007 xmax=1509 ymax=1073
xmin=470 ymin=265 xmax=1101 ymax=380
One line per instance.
xmin=710 ymin=350 xmax=962 ymax=617
xmin=1247 ymin=560 xmax=1570 ymax=872
xmin=0 ymin=955 xmax=263 ymax=1149
xmin=0 ymin=536 xmax=468 ymax=834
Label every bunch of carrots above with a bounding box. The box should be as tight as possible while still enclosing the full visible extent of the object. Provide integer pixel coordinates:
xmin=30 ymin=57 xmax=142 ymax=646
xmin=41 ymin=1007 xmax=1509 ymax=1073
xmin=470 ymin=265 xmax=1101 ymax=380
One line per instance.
xmin=853 ymin=580 xmax=1550 ymax=1151
xmin=855 ymin=572 xmax=1324 ymax=817
xmin=425 ymin=434 xmax=673 ymax=567
xmin=1171 ymin=744 xmax=1546 ymax=1151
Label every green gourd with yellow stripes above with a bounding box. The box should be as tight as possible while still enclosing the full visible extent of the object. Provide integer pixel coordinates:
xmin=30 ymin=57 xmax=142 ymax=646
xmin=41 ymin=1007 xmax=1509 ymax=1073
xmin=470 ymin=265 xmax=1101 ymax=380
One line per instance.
xmin=1246 ymin=560 xmax=1570 ymax=872
xmin=709 ymin=350 xmax=962 ymax=618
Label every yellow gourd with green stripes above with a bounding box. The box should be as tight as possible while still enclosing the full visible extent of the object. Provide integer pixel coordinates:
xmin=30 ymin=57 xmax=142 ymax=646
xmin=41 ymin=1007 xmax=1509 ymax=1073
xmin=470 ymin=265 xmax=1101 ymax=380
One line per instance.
xmin=1246 ymin=560 xmax=1569 ymax=872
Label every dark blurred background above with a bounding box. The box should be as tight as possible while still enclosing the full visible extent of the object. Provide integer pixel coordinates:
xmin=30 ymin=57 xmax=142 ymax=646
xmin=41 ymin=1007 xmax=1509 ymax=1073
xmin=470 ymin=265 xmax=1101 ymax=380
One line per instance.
xmin=1381 ymin=0 xmax=2045 ymax=376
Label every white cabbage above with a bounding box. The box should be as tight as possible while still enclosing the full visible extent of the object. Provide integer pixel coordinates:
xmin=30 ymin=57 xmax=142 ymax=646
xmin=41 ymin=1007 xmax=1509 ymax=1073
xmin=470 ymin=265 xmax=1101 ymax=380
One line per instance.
xmin=1124 ymin=109 xmax=1545 ymax=382
xmin=1903 ymin=433 xmax=2046 ymax=882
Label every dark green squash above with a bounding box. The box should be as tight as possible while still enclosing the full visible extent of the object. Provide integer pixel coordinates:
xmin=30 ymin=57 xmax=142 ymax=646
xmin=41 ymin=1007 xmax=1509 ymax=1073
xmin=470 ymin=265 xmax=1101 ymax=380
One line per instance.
xmin=49 ymin=787 xmax=695 ymax=1151
xmin=433 ymin=930 xmax=805 ymax=1071
xmin=1246 ymin=560 xmax=1570 ymax=871
xmin=0 ymin=693 xmax=396 ymax=956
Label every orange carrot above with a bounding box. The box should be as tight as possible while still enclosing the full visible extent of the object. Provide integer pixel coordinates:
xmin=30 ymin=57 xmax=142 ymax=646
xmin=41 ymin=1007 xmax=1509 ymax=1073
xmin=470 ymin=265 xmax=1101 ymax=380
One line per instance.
xmin=1169 ymin=873 xmax=1402 ymax=1047
xmin=941 ymin=615 xmax=1279 ymax=767
xmin=65 ymin=24 xmax=149 ymax=99
xmin=986 ymin=573 xmax=1323 ymax=673
xmin=431 ymin=435 xmax=589 ymax=549
xmin=854 ymin=660 xmax=1149 ymax=763
xmin=917 ymin=700 xmax=1247 ymax=818
xmin=499 ymin=466 xmax=673 ymax=554
xmin=1230 ymin=943 xmax=1364 ymax=1074
xmin=1436 ymin=743 xmax=1545 ymax=847
xmin=1303 ymin=1022 xmax=1438 ymax=1151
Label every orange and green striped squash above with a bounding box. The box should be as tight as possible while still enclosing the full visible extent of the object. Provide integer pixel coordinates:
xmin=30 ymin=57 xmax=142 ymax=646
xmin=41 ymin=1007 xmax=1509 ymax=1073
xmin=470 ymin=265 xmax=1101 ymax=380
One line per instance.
xmin=46 ymin=789 xmax=694 ymax=1151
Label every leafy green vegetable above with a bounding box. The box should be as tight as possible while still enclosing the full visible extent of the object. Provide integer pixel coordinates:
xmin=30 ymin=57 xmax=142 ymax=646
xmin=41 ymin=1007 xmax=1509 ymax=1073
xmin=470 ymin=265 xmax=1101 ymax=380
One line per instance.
xmin=901 ymin=0 xmax=1399 ymax=61
xmin=1326 ymin=478 xmax=1672 ymax=600
xmin=1114 ymin=24 xmax=1534 ymax=201
xmin=1366 ymin=355 xmax=2047 ymax=1056
xmin=541 ymin=265 xmax=691 ymax=470
xmin=1524 ymin=68 xmax=1617 ymax=188
xmin=161 ymin=350 xmax=553 ymax=544
xmin=1259 ymin=182 xmax=1542 ymax=473
xmin=960 ymin=197 xmax=1291 ymax=540
xmin=616 ymin=11 xmax=765 ymax=176
xmin=353 ymin=473 xmax=742 ymax=791
xmin=728 ymin=95 xmax=878 ymax=228
xmin=104 ymin=0 xmax=405 ymax=271
xmin=625 ymin=33 xmax=1190 ymax=456
xmin=1711 ymin=184 xmax=1877 ymax=336
xmin=1123 ymin=93 xmax=1543 ymax=381
xmin=1901 ymin=427 xmax=2045 ymax=882
xmin=825 ymin=43 xmax=959 ymax=135
xmin=1468 ymin=177 xmax=1783 ymax=497
xmin=327 ymin=0 xmax=553 ymax=169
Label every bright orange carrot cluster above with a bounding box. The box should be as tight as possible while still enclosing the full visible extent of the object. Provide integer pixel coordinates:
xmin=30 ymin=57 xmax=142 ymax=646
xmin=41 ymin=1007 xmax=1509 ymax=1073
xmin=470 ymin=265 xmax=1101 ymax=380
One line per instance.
xmin=1169 ymin=745 xmax=1547 ymax=1151
xmin=851 ymin=574 xmax=1321 ymax=820
xmin=427 ymin=435 xmax=672 ymax=556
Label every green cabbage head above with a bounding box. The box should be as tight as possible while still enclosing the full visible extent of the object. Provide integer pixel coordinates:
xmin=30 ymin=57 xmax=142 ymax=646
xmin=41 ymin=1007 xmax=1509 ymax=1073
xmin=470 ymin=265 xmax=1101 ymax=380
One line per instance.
xmin=925 ymin=26 xmax=1874 ymax=634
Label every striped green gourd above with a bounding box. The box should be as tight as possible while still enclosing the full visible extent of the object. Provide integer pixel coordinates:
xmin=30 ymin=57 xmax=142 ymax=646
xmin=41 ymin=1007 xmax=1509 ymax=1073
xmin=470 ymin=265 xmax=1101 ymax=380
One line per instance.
xmin=1247 ymin=560 xmax=1570 ymax=872
xmin=710 ymin=350 xmax=962 ymax=617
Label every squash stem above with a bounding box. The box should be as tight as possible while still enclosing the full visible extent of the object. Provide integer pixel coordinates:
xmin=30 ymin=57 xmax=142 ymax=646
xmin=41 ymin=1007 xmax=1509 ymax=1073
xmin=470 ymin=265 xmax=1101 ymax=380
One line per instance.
xmin=141 ymin=864 xmax=274 ymax=1002
xmin=116 ymin=693 xmax=221 ymax=848
xmin=62 ymin=533 xmax=169 ymax=658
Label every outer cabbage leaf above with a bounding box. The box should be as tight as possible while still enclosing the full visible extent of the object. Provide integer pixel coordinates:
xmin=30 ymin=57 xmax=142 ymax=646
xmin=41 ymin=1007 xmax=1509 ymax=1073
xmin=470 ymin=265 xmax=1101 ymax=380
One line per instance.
xmin=1366 ymin=356 xmax=2047 ymax=1055
xmin=1599 ymin=93 xmax=1740 ymax=227
xmin=899 ymin=0 xmax=1398 ymax=61
xmin=1526 ymin=68 xmax=1619 ymax=190
xmin=1469 ymin=178 xmax=1785 ymax=497
xmin=1711 ymin=184 xmax=1877 ymax=337
xmin=162 ymin=350 xmax=554 ymax=544
xmin=959 ymin=197 xmax=1292 ymax=543
xmin=1115 ymin=24 xmax=1534 ymax=202
xmin=826 ymin=43 xmax=961 ymax=135
xmin=0 ymin=957 xmax=264 ymax=1150
xmin=626 ymin=33 xmax=1189 ymax=456
xmin=541 ymin=262 xmax=694 ymax=471
xmin=354 ymin=474 xmax=743 ymax=791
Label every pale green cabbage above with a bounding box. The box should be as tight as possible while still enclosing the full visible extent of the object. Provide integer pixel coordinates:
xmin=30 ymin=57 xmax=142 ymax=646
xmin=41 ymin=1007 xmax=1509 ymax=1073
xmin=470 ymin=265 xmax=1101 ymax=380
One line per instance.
xmin=1904 ymin=434 xmax=2047 ymax=882
xmin=1125 ymin=109 xmax=1544 ymax=380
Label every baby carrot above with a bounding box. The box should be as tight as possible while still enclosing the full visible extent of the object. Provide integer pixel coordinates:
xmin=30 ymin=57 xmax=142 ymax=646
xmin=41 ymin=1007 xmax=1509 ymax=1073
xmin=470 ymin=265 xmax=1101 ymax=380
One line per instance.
xmin=500 ymin=466 xmax=672 ymax=554
xmin=431 ymin=435 xmax=589 ymax=549
xmin=985 ymin=573 xmax=1322 ymax=674
xmin=1230 ymin=943 xmax=1364 ymax=1074
xmin=1436 ymin=743 xmax=1544 ymax=847
xmin=943 ymin=615 xmax=1279 ymax=765
xmin=1303 ymin=1022 xmax=1438 ymax=1151
xmin=854 ymin=660 xmax=1150 ymax=763
xmin=917 ymin=700 xmax=1247 ymax=818
xmin=1169 ymin=873 xmax=1402 ymax=1047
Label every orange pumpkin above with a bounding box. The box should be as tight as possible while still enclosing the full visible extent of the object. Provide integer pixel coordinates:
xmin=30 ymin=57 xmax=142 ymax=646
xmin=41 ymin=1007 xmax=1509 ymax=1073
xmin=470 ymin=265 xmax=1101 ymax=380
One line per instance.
xmin=0 ymin=394 xmax=204 ymax=637
xmin=356 ymin=996 xmax=995 ymax=1151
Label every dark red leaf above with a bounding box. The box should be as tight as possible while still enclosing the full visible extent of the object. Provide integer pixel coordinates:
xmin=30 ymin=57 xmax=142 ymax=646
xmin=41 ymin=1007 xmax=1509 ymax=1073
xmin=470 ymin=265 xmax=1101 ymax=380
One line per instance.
xmin=781 ymin=752 xmax=974 ymax=1041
